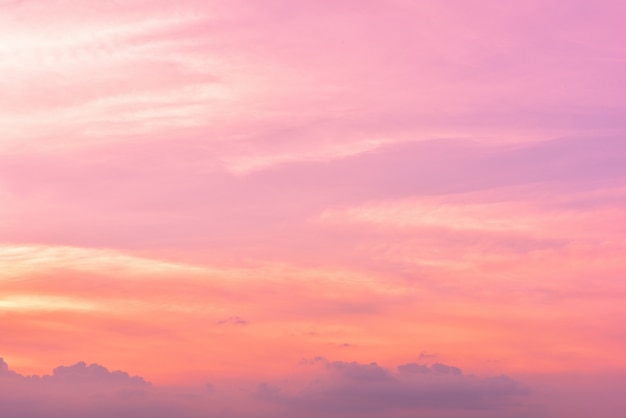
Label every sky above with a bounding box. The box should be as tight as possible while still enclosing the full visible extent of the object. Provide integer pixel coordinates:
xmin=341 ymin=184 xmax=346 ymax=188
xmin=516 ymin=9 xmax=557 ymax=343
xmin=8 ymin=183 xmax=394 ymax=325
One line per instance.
xmin=1 ymin=0 xmax=625 ymax=417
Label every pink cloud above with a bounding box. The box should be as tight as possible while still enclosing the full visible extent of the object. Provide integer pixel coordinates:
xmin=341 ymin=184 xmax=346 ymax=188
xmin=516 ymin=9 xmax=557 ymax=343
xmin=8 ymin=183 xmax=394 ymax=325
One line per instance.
xmin=1 ymin=0 xmax=625 ymax=416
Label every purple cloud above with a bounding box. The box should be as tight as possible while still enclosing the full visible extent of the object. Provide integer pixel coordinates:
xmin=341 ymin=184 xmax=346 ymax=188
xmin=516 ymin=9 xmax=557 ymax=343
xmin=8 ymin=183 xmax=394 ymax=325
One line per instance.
xmin=255 ymin=358 xmax=529 ymax=417
xmin=0 ymin=358 xmax=208 ymax=418
xmin=44 ymin=361 xmax=150 ymax=387
xmin=0 ymin=357 xmax=148 ymax=387
xmin=216 ymin=316 xmax=249 ymax=326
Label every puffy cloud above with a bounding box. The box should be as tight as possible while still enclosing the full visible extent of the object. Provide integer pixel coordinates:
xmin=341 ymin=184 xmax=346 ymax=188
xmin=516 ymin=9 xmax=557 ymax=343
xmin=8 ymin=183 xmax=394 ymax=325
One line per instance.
xmin=0 ymin=358 xmax=207 ymax=418
xmin=2 ymin=356 xmax=528 ymax=418
xmin=255 ymin=358 xmax=528 ymax=416
xmin=327 ymin=361 xmax=392 ymax=382
xmin=0 ymin=357 xmax=150 ymax=401
xmin=45 ymin=361 xmax=150 ymax=387
xmin=398 ymin=362 xmax=462 ymax=376
xmin=0 ymin=357 xmax=147 ymax=385
xmin=0 ymin=357 xmax=19 ymax=378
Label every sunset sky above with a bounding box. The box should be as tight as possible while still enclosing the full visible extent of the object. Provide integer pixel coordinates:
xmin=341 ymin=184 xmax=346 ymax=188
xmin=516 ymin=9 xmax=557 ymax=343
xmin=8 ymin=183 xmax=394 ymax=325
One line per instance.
xmin=1 ymin=0 xmax=625 ymax=417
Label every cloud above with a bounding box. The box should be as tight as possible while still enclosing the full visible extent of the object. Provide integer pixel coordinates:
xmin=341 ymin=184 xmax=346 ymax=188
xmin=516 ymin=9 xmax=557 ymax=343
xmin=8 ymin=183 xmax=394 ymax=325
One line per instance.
xmin=1 ymin=356 xmax=526 ymax=418
xmin=216 ymin=316 xmax=248 ymax=326
xmin=397 ymin=362 xmax=462 ymax=376
xmin=327 ymin=361 xmax=392 ymax=382
xmin=0 ymin=357 xmax=150 ymax=393
xmin=418 ymin=352 xmax=438 ymax=360
xmin=255 ymin=358 xmax=529 ymax=416
xmin=0 ymin=0 xmax=625 ymax=416
xmin=45 ymin=361 xmax=150 ymax=387
xmin=0 ymin=358 xmax=209 ymax=418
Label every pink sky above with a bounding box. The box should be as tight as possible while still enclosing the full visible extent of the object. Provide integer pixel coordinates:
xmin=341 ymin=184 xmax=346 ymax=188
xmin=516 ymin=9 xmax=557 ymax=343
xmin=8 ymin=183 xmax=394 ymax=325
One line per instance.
xmin=1 ymin=0 xmax=625 ymax=416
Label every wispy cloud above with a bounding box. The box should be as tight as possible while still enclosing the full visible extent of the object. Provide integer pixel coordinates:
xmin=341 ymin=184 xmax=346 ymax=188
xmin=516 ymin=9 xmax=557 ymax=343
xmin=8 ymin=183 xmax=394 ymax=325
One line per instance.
xmin=1 ymin=0 xmax=625 ymax=416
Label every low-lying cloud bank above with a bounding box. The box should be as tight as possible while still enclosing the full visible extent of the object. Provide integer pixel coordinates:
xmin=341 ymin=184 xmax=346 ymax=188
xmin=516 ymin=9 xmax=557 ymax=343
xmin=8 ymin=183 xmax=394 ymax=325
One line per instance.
xmin=0 ymin=358 xmax=197 ymax=418
xmin=0 ymin=358 xmax=149 ymax=387
xmin=0 ymin=357 xmax=529 ymax=418
xmin=256 ymin=358 xmax=528 ymax=417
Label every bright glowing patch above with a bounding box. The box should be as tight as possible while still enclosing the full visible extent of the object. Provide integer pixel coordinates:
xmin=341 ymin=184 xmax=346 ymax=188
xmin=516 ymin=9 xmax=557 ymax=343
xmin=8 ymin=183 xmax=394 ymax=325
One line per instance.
xmin=0 ymin=295 xmax=96 ymax=311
